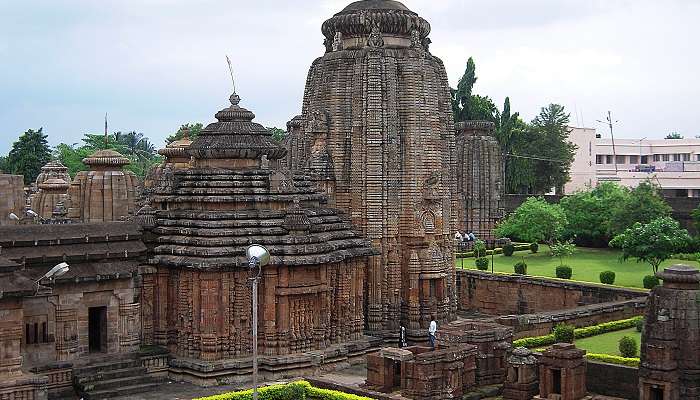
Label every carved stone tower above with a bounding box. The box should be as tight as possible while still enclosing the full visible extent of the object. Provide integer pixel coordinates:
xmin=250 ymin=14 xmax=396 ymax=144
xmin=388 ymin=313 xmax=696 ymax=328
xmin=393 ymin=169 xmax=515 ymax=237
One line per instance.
xmin=455 ymin=121 xmax=504 ymax=241
xmin=31 ymin=177 xmax=69 ymax=220
xmin=287 ymin=0 xmax=458 ymax=341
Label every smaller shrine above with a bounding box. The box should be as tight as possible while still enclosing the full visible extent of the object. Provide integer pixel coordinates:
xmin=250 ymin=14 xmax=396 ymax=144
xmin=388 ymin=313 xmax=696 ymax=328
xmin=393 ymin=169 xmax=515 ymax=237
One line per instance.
xmin=34 ymin=160 xmax=71 ymax=188
xmin=31 ymin=177 xmax=70 ymax=220
xmin=534 ymin=343 xmax=587 ymax=400
xmin=503 ymin=347 xmax=539 ymax=400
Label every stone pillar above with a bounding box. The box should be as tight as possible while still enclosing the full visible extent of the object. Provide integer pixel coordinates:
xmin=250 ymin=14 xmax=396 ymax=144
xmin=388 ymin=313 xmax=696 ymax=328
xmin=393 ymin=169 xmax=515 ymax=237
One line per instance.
xmin=535 ymin=343 xmax=587 ymax=400
xmin=118 ymin=300 xmax=140 ymax=352
xmin=54 ymin=307 xmax=78 ymax=362
xmin=504 ymin=347 xmax=539 ymax=400
xmin=639 ymin=264 xmax=700 ymax=400
xmin=0 ymin=299 xmax=24 ymax=378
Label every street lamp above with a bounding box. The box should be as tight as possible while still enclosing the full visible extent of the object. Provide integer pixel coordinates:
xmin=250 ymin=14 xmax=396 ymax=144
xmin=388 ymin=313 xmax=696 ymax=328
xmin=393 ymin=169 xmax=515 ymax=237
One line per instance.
xmin=8 ymin=213 xmax=19 ymax=221
xmin=246 ymin=244 xmax=270 ymax=400
xmin=36 ymin=262 xmax=70 ymax=286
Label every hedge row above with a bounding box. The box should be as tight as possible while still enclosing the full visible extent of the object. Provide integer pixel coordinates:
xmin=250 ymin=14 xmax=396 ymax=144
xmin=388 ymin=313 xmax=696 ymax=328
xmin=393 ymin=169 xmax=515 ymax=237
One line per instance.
xmin=193 ymin=381 xmax=372 ymax=400
xmin=456 ymin=244 xmax=531 ymax=259
xmin=586 ymin=353 xmax=640 ymax=368
xmin=512 ymin=317 xmax=643 ymax=349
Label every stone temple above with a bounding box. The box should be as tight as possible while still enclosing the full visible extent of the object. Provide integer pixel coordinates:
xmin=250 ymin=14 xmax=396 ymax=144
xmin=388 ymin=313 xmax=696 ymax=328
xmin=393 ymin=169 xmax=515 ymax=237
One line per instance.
xmin=284 ymin=0 xmax=458 ymax=341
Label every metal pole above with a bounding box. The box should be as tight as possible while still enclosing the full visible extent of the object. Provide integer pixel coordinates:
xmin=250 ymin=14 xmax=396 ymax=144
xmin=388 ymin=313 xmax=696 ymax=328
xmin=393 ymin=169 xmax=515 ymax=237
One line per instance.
xmin=252 ymin=271 xmax=259 ymax=400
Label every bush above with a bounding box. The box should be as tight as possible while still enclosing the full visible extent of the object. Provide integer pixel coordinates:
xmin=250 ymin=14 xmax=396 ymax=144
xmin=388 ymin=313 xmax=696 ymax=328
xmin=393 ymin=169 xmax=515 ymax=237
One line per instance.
xmin=643 ymin=275 xmax=660 ymax=289
xmin=514 ymin=261 xmax=527 ymax=275
xmin=194 ymin=381 xmax=373 ymax=400
xmin=513 ymin=317 xmax=643 ymax=349
xmin=503 ymin=243 xmax=515 ymax=256
xmin=635 ymin=318 xmax=644 ymax=333
xmin=530 ymin=242 xmax=539 ymax=253
xmin=599 ymin=270 xmax=616 ymax=285
xmin=473 ymin=240 xmax=487 ymax=258
xmin=618 ymin=336 xmax=638 ymax=358
xmin=586 ymin=353 xmax=640 ymax=367
xmin=554 ymin=323 xmax=575 ymax=344
xmin=556 ymin=265 xmax=573 ymax=279
xmin=475 ymin=257 xmax=490 ymax=271
xmin=513 ymin=334 xmax=556 ymax=349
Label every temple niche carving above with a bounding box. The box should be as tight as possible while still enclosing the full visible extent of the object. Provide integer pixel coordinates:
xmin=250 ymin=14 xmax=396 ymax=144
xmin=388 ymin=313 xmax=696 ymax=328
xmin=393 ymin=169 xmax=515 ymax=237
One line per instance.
xmin=145 ymin=91 xmax=377 ymax=384
xmin=285 ymin=0 xmax=458 ymax=341
xmin=455 ymin=121 xmax=505 ymax=242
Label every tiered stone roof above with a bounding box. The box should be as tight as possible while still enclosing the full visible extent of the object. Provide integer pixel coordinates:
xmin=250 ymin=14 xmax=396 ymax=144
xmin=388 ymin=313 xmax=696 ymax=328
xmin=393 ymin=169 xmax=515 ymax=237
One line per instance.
xmin=35 ymin=160 xmax=71 ymax=186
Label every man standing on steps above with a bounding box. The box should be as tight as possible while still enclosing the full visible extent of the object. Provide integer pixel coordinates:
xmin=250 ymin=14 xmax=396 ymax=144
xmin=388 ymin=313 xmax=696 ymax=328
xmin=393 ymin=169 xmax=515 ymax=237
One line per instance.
xmin=428 ymin=316 xmax=437 ymax=350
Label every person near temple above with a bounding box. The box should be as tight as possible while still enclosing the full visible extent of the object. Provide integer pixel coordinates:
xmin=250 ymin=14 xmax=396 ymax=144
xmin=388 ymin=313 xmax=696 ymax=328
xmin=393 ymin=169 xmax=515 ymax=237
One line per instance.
xmin=467 ymin=231 xmax=476 ymax=242
xmin=428 ymin=316 xmax=437 ymax=350
xmin=399 ymin=325 xmax=407 ymax=348
xmin=454 ymin=230 xmax=463 ymax=243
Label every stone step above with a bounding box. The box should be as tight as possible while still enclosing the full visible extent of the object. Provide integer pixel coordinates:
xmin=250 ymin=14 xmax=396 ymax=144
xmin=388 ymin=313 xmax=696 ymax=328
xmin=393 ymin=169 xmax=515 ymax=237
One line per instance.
xmin=83 ymin=382 xmax=164 ymax=400
xmin=83 ymin=374 xmax=163 ymax=392
xmin=74 ymin=359 xmax=142 ymax=377
xmin=75 ymin=366 xmax=148 ymax=385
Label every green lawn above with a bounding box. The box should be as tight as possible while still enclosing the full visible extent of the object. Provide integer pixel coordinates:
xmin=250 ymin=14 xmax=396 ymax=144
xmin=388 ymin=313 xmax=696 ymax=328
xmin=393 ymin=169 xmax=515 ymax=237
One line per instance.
xmin=574 ymin=328 xmax=641 ymax=356
xmin=456 ymin=245 xmax=695 ymax=289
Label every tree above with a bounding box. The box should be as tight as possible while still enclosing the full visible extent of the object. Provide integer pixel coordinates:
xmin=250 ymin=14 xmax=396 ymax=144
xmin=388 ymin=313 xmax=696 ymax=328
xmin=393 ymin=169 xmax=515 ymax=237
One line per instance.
xmin=665 ymin=132 xmax=683 ymax=139
xmin=527 ymin=104 xmax=577 ymax=193
xmin=5 ymin=128 xmax=52 ymax=184
xmin=166 ymin=123 xmax=203 ymax=144
xmin=451 ymin=57 xmax=498 ymax=123
xmin=0 ymin=156 xmax=7 ymax=172
xmin=610 ymin=181 xmax=671 ymax=235
xmin=550 ymin=240 xmax=576 ymax=266
xmin=495 ymin=197 xmax=567 ymax=244
xmin=560 ymin=182 xmax=631 ymax=246
xmin=54 ymin=143 xmax=93 ymax=178
xmin=609 ymin=217 xmax=692 ymax=274
xmin=267 ymin=127 xmax=286 ymax=142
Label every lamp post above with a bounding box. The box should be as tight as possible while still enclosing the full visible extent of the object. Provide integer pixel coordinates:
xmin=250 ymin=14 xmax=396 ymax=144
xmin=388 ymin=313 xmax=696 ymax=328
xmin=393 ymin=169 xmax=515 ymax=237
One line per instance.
xmin=36 ymin=262 xmax=70 ymax=288
xmin=246 ymin=245 xmax=270 ymax=400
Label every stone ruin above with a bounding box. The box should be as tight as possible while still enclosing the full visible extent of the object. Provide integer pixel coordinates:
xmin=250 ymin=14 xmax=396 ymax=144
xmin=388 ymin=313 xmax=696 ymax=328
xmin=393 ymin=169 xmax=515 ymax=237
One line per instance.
xmin=455 ymin=121 xmax=505 ymax=243
xmin=639 ymin=264 xmax=700 ymax=400
xmin=534 ymin=343 xmax=587 ymax=400
xmin=284 ymin=0 xmax=458 ymax=343
xmin=504 ymin=347 xmax=539 ymax=400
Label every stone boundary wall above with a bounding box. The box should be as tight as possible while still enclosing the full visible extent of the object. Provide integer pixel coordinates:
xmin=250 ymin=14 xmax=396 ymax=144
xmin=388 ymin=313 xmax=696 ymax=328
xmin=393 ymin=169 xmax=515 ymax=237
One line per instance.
xmin=586 ymin=360 xmax=639 ymax=399
xmin=457 ymin=270 xmax=646 ymax=315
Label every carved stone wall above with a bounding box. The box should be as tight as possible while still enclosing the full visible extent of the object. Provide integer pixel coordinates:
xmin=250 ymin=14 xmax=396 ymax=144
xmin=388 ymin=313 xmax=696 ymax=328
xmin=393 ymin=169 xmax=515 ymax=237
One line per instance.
xmin=0 ymin=174 xmax=25 ymax=226
xmin=288 ymin=0 xmax=458 ymax=341
xmin=455 ymin=121 xmax=504 ymax=241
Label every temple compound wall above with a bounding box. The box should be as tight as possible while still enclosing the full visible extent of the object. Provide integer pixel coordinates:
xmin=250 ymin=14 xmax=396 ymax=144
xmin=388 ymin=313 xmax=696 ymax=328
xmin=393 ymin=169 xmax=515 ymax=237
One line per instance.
xmin=284 ymin=0 xmax=458 ymax=343
xmin=455 ymin=121 xmax=504 ymax=241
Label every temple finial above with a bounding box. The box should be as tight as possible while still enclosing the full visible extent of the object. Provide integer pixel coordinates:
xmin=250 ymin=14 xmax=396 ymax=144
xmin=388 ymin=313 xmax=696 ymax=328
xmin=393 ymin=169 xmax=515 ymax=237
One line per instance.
xmin=226 ymin=55 xmax=237 ymax=95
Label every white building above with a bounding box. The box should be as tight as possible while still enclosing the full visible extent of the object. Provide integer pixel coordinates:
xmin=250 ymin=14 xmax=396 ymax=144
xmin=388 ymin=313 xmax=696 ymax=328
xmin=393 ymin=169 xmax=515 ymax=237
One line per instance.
xmin=565 ymin=128 xmax=700 ymax=197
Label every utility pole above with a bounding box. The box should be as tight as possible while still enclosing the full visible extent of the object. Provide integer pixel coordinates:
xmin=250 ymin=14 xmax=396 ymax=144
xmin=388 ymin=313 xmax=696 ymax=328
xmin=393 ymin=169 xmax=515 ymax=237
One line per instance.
xmin=597 ymin=111 xmax=619 ymax=173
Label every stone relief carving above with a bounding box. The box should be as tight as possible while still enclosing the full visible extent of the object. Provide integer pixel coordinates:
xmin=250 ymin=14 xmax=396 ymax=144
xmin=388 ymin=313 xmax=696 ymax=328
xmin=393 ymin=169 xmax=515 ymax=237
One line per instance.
xmin=332 ymin=32 xmax=343 ymax=52
xmin=367 ymin=23 xmax=384 ymax=48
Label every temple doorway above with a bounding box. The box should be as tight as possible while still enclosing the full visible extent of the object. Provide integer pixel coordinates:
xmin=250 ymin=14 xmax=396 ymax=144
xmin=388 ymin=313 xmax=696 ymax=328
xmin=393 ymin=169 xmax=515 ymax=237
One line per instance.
xmin=650 ymin=387 xmax=664 ymax=400
xmin=88 ymin=306 xmax=107 ymax=353
xmin=552 ymin=369 xmax=562 ymax=394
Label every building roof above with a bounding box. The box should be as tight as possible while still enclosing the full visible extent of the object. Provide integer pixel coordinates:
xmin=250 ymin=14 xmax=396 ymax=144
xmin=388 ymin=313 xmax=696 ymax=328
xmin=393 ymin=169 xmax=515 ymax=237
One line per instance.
xmin=82 ymin=149 xmax=131 ymax=167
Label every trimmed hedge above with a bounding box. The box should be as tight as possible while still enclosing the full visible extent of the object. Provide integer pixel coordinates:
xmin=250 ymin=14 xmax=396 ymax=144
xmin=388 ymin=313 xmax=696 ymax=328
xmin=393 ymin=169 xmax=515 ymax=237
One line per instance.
xmin=512 ymin=317 xmax=643 ymax=349
xmin=456 ymin=244 xmax=532 ymax=259
xmin=643 ymin=275 xmax=660 ymax=289
xmin=475 ymin=257 xmax=490 ymax=271
xmin=514 ymin=261 xmax=527 ymax=275
xmin=586 ymin=353 xmax=640 ymax=368
xmin=554 ymin=324 xmax=575 ymax=343
xmin=503 ymin=243 xmax=515 ymax=257
xmin=619 ymin=335 xmax=638 ymax=358
xmin=599 ymin=271 xmax=616 ymax=285
xmin=193 ymin=381 xmax=372 ymax=400
xmin=556 ymin=265 xmax=573 ymax=279
xmin=530 ymin=242 xmax=539 ymax=253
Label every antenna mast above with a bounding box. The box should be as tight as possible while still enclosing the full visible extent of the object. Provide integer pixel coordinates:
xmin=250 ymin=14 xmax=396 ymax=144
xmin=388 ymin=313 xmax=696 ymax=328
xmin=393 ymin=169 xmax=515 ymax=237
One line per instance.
xmin=226 ymin=55 xmax=236 ymax=94
xmin=597 ymin=111 xmax=619 ymax=173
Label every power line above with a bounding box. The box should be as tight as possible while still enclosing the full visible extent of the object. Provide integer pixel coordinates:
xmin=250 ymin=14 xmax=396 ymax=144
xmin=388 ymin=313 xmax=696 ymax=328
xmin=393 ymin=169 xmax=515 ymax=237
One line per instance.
xmin=505 ymin=153 xmax=569 ymax=164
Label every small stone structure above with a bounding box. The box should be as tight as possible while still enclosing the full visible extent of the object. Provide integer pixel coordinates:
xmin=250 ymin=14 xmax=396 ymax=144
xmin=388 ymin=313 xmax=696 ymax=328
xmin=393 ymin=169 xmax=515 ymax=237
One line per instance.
xmin=31 ymin=178 xmax=70 ymax=220
xmin=287 ymin=0 xmax=459 ymax=340
xmin=639 ymin=264 xmax=700 ymax=400
xmin=437 ymin=319 xmax=513 ymax=385
xmin=0 ymin=173 xmax=25 ymax=225
xmin=535 ymin=343 xmax=587 ymax=400
xmin=504 ymin=347 xmax=539 ymax=400
xmin=455 ymin=121 xmax=504 ymax=241
xmin=366 ymin=345 xmax=477 ymax=400
xmin=145 ymin=127 xmax=194 ymax=192
xmin=67 ymin=149 xmax=138 ymax=222
xmin=34 ymin=160 xmax=71 ymax=187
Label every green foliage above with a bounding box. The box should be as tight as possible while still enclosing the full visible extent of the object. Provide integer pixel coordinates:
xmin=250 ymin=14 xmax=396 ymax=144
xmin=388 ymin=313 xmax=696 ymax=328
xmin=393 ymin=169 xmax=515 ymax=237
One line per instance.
xmin=554 ymin=323 xmax=575 ymax=343
xmin=665 ymin=132 xmax=683 ymax=139
xmin=643 ymin=275 xmax=660 ymax=289
xmin=53 ymin=143 xmax=93 ymax=178
xmin=267 ymin=127 xmax=286 ymax=142
xmin=513 ymin=334 xmax=556 ymax=349
xmin=4 ymin=128 xmax=52 ymax=184
xmin=550 ymin=241 xmax=576 ymax=266
xmin=610 ymin=216 xmax=692 ymax=274
xmin=610 ymin=181 xmax=671 ymax=235
xmin=530 ymin=242 xmax=539 ymax=253
xmin=599 ymin=271 xmax=616 ymax=285
xmin=514 ymin=261 xmax=527 ymax=275
xmin=618 ymin=336 xmax=638 ymax=358
xmin=495 ymin=197 xmax=567 ymax=244
xmin=556 ymin=265 xmax=573 ymax=279
xmin=560 ymin=182 xmax=630 ymax=246
xmin=586 ymin=353 xmax=640 ymax=367
xmin=451 ymin=57 xmax=498 ymax=123
xmin=635 ymin=318 xmax=644 ymax=333
xmin=166 ymin=123 xmax=203 ymax=144
xmin=193 ymin=381 xmax=372 ymax=400
xmin=475 ymin=257 xmax=490 ymax=271
xmin=527 ymin=104 xmax=577 ymax=193
xmin=503 ymin=243 xmax=515 ymax=256
xmin=473 ymin=240 xmax=487 ymax=258
xmin=513 ymin=317 xmax=643 ymax=349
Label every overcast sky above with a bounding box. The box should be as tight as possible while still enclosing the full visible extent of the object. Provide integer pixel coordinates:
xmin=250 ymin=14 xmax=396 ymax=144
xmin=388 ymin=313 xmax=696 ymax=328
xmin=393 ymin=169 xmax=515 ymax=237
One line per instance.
xmin=1 ymin=0 xmax=698 ymax=154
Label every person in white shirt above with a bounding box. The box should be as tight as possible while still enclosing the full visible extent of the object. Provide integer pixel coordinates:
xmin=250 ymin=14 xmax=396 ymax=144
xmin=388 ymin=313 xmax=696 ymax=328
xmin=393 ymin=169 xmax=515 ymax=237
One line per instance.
xmin=428 ymin=316 xmax=437 ymax=349
xmin=454 ymin=231 xmax=463 ymax=242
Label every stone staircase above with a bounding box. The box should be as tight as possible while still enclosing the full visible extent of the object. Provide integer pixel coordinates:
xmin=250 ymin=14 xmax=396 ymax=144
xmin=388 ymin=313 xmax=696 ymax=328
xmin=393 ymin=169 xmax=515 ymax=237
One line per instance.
xmin=73 ymin=355 xmax=165 ymax=399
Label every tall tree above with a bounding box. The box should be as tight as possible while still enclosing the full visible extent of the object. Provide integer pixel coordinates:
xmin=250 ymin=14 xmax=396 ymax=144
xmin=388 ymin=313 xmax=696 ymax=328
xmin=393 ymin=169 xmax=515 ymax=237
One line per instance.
xmin=611 ymin=181 xmax=672 ymax=235
xmin=266 ymin=127 xmax=286 ymax=142
xmin=5 ymin=128 xmax=52 ymax=184
xmin=528 ymin=104 xmax=577 ymax=193
xmin=451 ymin=57 xmax=498 ymax=123
xmin=166 ymin=123 xmax=203 ymax=144
xmin=560 ymin=182 xmax=630 ymax=246
xmin=495 ymin=197 xmax=567 ymax=244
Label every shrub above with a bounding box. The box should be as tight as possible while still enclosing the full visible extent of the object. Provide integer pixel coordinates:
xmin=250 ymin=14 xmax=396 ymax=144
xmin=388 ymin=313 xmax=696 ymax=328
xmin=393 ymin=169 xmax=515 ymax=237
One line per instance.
xmin=530 ymin=242 xmax=539 ymax=253
xmin=194 ymin=381 xmax=373 ymax=400
xmin=618 ymin=336 xmax=638 ymax=358
xmin=586 ymin=353 xmax=640 ymax=367
xmin=503 ymin=243 xmax=515 ymax=257
xmin=475 ymin=257 xmax=490 ymax=271
xmin=635 ymin=318 xmax=644 ymax=333
xmin=513 ymin=334 xmax=556 ymax=349
xmin=599 ymin=270 xmax=616 ymax=285
xmin=556 ymin=265 xmax=573 ymax=279
xmin=643 ymin=275 xmax=660 ymax=289
xmin=553 ymin=323 xmax=575 ymax=344
xmin=513 ymin=317 xmax=643 ymax=349
xmin=514 ymin=261 xmax=527 ymax=275
xmin=473 ymin=240 xmax=487 ymax=258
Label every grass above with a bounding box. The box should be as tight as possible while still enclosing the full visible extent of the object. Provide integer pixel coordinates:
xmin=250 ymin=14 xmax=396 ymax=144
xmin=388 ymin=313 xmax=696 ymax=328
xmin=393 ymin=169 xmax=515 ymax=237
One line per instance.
xmin=574 ymin=328 xmax=641 ymax=357
xmin=456 ymin=245 xmax=694 ymax=289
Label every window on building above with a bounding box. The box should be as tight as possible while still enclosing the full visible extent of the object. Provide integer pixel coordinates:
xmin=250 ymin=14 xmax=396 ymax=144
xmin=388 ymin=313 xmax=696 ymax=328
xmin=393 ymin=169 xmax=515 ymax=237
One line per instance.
xmin=696 ymin=154 xmax=700 ymax=162
xmin=662 ymin=154 xmax=670 ymax=161
xmin=654 ymin=154 xmax=661 ymax=162
xmin=673 ymin=154 xmax=681 ymax=162
xmin=683 ymin=153 xmax=691 ymax=161
xmin=616 ymin=155 xmax=626 ymax=164
xmin=606 ymin=155 xmax=613 ymax=164
xmin=641 ymin=155 xmax=649 ymax=164
xmin=629 ymin=155 xmax=639 ymax=164
xmin=596 ymin=155 xmax=604 ymax=165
